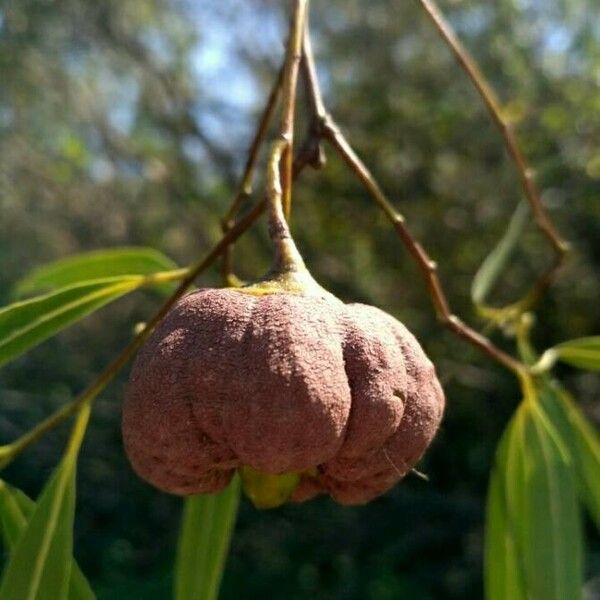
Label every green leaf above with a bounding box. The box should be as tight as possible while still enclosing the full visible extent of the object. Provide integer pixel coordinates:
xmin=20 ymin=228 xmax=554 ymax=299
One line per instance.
xmin=0 ymin=402 xmax=91 ymax=600
xmin=539 ymin=381 xmax=600 ymax=528
xmin=471 ymin=201 xmax=529 ymax=305
xmin=174 ymin=476 xmax=241 ymax=600
xmin=14 ymin=248 xmax=177 ymax=298
xmin=0 ymin=277 xmax=144 ymax=368
xmin=553 ymin=336 xmax=600 ymax=371
xmin=0 ymin=482 xmax=95 ymax=600
xmin=484 ymin=417 xmax=527 ymax=600
xmin=0 ymin=481 xmax=33 ymax=548
xmin=523 ymin=403 xmax=583 ymax=599
xmin=497 ymin=400 xmax=583 ymax=600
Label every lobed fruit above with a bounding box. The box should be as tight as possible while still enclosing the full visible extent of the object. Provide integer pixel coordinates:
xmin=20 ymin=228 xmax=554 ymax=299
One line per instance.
xmin=122 ymin=286 xmax=444 ymax=506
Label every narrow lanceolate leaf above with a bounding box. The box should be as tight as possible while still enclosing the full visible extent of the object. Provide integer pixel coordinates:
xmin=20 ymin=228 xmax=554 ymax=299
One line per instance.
xmin=539 ymin=380 xmax=600 ymax=528
xmin=552 ymin=336 xmax=600 ymax=371
xmin=174 ymin=476 xmax=241 ymax=600
xmin=471 ymin=201 xmax=529 ymax=305
xmin=0 ymin=481 xmax=33 ymax=547
xmin=14 ymin=247 xmax=177 ymax=298
xmin=497 ymin=400 xmax=583 ymax=600
xmin=0 ymin=402 xmax=92 ymax=600
xmin=522 ymin=403 xmax=583 ymax=600
xmin=0 ymin=481 xmax=95 ymax=600
xmin=0 ymin=277 xmax=144 ymax=368
xmin=484 ymin=418 xmax=527 ymax=600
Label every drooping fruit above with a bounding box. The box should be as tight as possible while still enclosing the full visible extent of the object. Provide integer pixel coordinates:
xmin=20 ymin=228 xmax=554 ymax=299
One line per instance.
xmin=122 ymin=269 xmax=444 ymax=506
xmin=122 ymin=141 xmax=445 ymax=506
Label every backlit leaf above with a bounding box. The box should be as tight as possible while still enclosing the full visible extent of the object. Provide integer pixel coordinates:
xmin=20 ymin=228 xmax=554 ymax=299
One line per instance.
xmin=0 ymin=481 xmax=95 ymax=600
xmin=174 ymin=476 xmax=240 ymax=600
xmin=486 ymin=399 xmax=583 ymax=599
xmin=553 ymin=337 xmax=600 ymax=371
xmin=0 ymin=402 xmax=91 ymax=600
xmin=0 ymin=277 xmax=144 ymax=368
xmin=471 ymin=201 xmax=529 ymax=305
xmin=519 ymin=403 xmax=583 ymax=599
xmin=484 ymin=418 xmax=527 ymax=600
xmin=14 ymin=248 xmax=177 ymax=298
xmin=539 ymin=380 xmax=600 ymax=528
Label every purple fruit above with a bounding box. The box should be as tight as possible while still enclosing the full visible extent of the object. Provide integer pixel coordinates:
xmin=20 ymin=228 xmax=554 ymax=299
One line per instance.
xmin=122 ymin=284 xmax=444 ymax=505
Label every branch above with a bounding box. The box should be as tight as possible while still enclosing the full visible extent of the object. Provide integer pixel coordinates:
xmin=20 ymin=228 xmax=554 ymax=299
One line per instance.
xmin=323 ymin=118 xmax=523 ymax=374
xmin=279 ymin=0 xmax=310 ymax=218
xmin=300 ymin=25 xmax=524 ymax=376
xmin=301 ymin=24 xmax=326 ymax=120
xmin=220 ymin=63 xmax=285 ymax=285
xmin=298 ymin=17 xmax=327 ymax=170
xmin=0 ymin=200 xmax=267 ymax=470
xmin=0 ymin=63 xmax=327 ymax=468
xmin=416 ymin=0 xmax=569 ymax=312
xmin=220 ymin=3 xmax=328 ymax=285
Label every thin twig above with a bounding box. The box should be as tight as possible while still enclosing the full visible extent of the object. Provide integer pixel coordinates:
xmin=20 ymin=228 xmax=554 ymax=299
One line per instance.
xmin=298 ymin=23 xmax=327 ymax=170
xmin=280 ymin=0 xmax=310 ymax=218
xmin=224 ymin=66 xmax=285 ymax=226
xmin=416 ymin=0 xmax=569 ymax=311
xmin=0 ymin=131 xmax=325 ymax=466
xmin=0 ymin=141 xmax=320 ymax=468
xmin=221 ymin=0 xmax=313 ymax=284
xmin=301 ymin=25 xmax=326 ymax=120
xmin=0 ymin=201 xmax=266 ymax=469
xmin=220 ymin=63 xmax=285 ymax=284
xmin=300 ymin=26 xmax=524 ymax=375
xmin=322 ymin=117 xmax=523 ymax=374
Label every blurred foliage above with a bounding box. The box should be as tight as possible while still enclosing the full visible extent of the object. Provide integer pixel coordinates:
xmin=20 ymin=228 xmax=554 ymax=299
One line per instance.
xmin=0 ymin=0 xmax=598 ymax=598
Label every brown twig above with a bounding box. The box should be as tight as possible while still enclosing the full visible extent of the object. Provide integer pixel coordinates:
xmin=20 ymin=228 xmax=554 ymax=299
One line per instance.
xmin=0 ymin=132 xmax=325 ymax=467
xmin=302 ymin=25 xmax=326 ymax=119
xmin=298 ymin=22 xmax=327 ymax=170
xmin=0 ymin=119 xmax=325 ymax=468
xmin=323 ymin=118 xmax=523 ymax=374
xmin=300 ymin=25 xmax=524 ymax=375
xmin=416 ymin=0 xmax=569 ymax=311
xmin=0 ymin=201 xmax=267 ymax=468
xmin=279 ymin=0 xmax=310 ymax=218
xmin=220 ymin=2 xmax=322 ymax=285
xmin=220 ymin=64 xmax=285 ymax=285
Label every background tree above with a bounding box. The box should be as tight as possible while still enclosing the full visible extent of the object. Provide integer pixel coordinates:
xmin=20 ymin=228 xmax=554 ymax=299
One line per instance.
xmin=0 ymin=0 xmax=598 ymax=597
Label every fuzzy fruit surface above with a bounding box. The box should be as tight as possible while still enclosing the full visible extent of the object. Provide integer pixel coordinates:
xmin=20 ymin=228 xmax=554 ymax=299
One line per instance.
xmin=122 ymin=283 xmax=445 ymax=506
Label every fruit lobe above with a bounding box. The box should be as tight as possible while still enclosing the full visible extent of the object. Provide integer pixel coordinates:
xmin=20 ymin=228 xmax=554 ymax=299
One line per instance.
xmin=122 ymin=286 xmax=445 ymax=506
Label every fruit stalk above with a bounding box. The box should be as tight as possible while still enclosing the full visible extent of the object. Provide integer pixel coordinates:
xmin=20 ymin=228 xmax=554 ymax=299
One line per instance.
xmin=280 ymin=0 xmax=310 ymax=219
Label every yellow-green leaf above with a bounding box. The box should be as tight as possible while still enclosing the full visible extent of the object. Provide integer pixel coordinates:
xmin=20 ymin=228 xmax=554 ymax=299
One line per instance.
xmin=484 ymin=417 xmax=527 ymax=600
xmin=524 ymin=403 xmax=582 ymax=599
xmin=499 ymin=401 xmax=583 ymax=600
xmin=471 ymin=201 xmax=529 ymax=305
xmin=174 ymin=476 xmax=240 ymax=600
xmin=553 ymin=337 xmax=600 ymax=371
xmin=539 ymin=380 xmax=600 ymax=528
xmin=0 ymin=402 xmax=91 ymax=600
xmin=0 ymin=481 xmax=95 ymax=600
xmin=0 ymin=277 xmax=144 ymax=368
xmin=0 ymin=481 xmax=32 ymax=548
xmin=14 ymin=248 xmax=177 ymax=298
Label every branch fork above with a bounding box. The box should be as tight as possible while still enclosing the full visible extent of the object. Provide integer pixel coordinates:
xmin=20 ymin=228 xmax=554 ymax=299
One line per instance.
xmin=2 ymin=0 xmax=566 ymax=465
